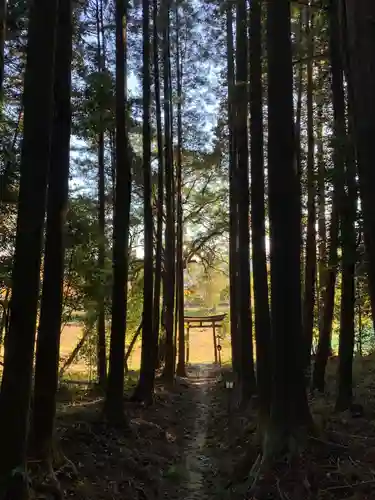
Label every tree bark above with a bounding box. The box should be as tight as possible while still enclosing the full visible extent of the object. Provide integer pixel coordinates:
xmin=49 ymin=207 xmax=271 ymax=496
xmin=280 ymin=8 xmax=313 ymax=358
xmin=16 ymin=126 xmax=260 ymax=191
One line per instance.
xmin=316 ymin=96 xmax=327 ymax=350
xmin=313 ymin=0 xmax=347 ymax=394
xmin=175 ymin=4 xmax=186 ymax=378
xmin=151 ymin=0 xmax=164 ymax=377
xmin=226 ymin=4 xmax=241 ymax=376
xmin=344 ymin=0 xmax=375 ymax=330
xmin=312 ymin=193 xmax=339 ymax=391
xmin=334 ymin=0 xmax=356 ymax=411
xmin=59 ymin=329 xmax=91 ymax=379
xmin=0 ymin=0 xmax=59 ymax=495
xmin=0 ymin=0 xmax=6 ymax=104
xmin=162 ymin=0 xmax=175 ymax=382
xmin=133 ymin=0 xmax=155 ymax=402
xmin=0 ymin=289 xmax=10 ymax=347
xmin=236 ymin=0 xmax=256 ymax=402
xmin=249 ymin=0 xmax=271 ymax=419
xmin=31 ymin=0 xmax=73 ymax=470
xmin=95 ymin=0 xmax=107 ymax=389
xmin=295 ymin=9 xmax=304 ymax=279
xmin=303 ymin=6 xmax=316 ymax=375
xmin=104 ymin=0 xmax=131 ymax=424
xmin=264 ymin=0 xmax=313 ymax=458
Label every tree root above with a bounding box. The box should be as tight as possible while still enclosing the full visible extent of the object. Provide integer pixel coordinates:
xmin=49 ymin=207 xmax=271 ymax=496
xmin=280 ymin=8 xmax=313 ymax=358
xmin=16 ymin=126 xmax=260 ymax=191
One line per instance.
xmin=129 ymin=385 xmax=154 ymax=406
xmin=175 ymin=364 xmax=187 ymax=378
xmin=245 ymin=453 xmax=263 ymax=496
xmin=262 ymin=425 xmax=309 ymax=463
xmin=227 ymin=424 xmax=312 ymax=496
xmin=102 ymin=408 xmax=132 ymax=432
xmin=28 ymin=459 xmax=63 ymax=500
xmin=27 ymin=440 xmax=79 ymax=499
xmin=225 ymin=454 xmax=263 ymax=496
xmin=52 ymin=445 xmax=78 ymax=478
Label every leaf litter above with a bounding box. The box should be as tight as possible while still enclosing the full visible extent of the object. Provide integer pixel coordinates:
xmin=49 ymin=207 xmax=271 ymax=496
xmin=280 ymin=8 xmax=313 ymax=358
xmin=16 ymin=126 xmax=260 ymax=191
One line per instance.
xmin=51 ymin=365 xmax=219 ymax=499
xmin=205 ymin=356 xmax=375 ymax=499
xmin=35 ymin=356 xmax=375 ymax=499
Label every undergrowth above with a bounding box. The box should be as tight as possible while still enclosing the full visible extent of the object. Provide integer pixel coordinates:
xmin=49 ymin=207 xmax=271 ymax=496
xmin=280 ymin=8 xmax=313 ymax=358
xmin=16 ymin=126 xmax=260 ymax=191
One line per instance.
xmin=205 ymin=355 xmax=375 ymax=499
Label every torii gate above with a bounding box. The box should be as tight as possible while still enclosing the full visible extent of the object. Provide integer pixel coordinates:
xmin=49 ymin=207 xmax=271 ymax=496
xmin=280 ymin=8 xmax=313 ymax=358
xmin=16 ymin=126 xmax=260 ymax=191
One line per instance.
xmin=184 ymin=313 xmax=227 ymax=364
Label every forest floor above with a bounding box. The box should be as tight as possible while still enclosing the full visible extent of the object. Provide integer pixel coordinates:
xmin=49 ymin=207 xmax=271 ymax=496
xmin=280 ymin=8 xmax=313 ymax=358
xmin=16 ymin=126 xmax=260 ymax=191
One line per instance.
xmin=51 ymin=355 xmax=375 ymax=500
xmin=205 ymin=356 xmax=375 ymax=500
xmin=27 ymin=320 xmax=375 ymax=500
xmin=53 ymin=363 xmax=221 ymax=500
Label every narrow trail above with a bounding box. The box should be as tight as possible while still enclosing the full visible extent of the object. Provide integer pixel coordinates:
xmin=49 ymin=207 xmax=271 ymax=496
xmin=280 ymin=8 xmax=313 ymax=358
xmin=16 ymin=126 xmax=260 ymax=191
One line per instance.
xmin=181 ymin=363 xmax=217 ymax=500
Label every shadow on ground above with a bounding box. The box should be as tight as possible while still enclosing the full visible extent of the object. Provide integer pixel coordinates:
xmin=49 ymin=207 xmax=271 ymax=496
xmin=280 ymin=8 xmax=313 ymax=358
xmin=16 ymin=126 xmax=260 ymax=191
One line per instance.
xmin=205 ymin=357 xmax=375 ymax=499
xmin=34 ymin=357 xmax=375 ymax=499
xmin=51 ymin=364 xmax=221 ymax=499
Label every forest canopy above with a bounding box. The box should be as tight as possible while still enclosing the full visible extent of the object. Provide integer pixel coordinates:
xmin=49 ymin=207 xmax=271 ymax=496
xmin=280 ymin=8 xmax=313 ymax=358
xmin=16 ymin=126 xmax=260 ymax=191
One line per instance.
xmin=1 ymin=0 xmax=375 ymax=499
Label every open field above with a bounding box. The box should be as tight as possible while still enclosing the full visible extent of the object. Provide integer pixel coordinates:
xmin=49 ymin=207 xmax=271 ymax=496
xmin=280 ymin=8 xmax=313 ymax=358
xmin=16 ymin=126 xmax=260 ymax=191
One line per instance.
xmin=59 ymin=321 xmax=232 ymax=379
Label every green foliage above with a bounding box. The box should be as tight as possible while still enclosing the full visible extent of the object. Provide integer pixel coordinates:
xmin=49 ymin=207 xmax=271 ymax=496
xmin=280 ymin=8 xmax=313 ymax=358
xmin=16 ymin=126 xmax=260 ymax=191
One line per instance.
xmin=185 ymin=261 xmax=229 ymax=312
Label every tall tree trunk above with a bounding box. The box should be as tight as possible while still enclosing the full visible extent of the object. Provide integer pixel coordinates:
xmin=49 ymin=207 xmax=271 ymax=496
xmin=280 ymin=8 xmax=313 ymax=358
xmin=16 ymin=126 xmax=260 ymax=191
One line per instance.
xmin=336 ymin=157 xmax=356 ymax=410
xmin=168 ymin=22 xmax=176 ymax=374
xmin=162 ymin=0 xmax=175 ymax=382
xmin=295 ymin=9 xmax=304 ymax=278
xmin=303 ymin=6 xmax=316 ymax=375
xmin=264 ymin=0 xmax=312 ymax=458
xmin=313 ymin=0 xmax=347 ymax=394
xmin=31 ymin=0 xmax=72 ymax=476
xmin=0 ymin=0 xmax=58 ymax=496
xmin=0 ymin=0 xmax=6 ymax=104
xmin=334 ymin=0 xmax=356 ymax=411
xmin=152 ymin=0 xmax=164 ymax=375
xmin=110 ymin=128 xmax=116 ymax=204
xmin=104 ymin=0 xmax=131 ymax=424
xmin=312 ymin=191 xmax=339 ymax=391
xmin=316 ymin=96 xmax=327 ymax=346
xmin=249 ymin=0 xmax=271 ymax=420
xmin=344 ymin=1 xmax=375 ymax=329
xmin=0 ymin=288 xmax=10 ymax=347
xmin=226 ymin=4 xmax=240 ymax=376
xmin=175 ymin=4 xmax=186 ymax=377
xmin=236 ymin=0 xmax=255 ymax=402
xmin=96 ymin=0 xmax=107 ymax=388
xmin=133 ymin=0 xmax=155 ymax=402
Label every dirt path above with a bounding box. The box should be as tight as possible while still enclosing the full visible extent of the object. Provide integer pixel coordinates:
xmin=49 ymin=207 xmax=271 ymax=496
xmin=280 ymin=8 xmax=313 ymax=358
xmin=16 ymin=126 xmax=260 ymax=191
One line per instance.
xmin=56 ymin=363 xmax=221 ymax=500
xmin=181 ymin=364 xmax=217 ymax=500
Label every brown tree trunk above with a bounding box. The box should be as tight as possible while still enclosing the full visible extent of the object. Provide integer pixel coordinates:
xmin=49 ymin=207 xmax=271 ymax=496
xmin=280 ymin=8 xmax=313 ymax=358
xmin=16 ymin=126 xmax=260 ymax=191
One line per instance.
xmin=0 ymin=0 xmax=6 ymax=104
xmin=312 ymin=194 xmax=339 ymax=391
xmin=0 ymin=288 xmax=10 ymax=347
xmin=313 ymin=0 xmax=347 ymax=394
xmin=226 ymin=4 xmax=240 ymax=376
xmin=236 ymin=0 xmax=256 ymax=402
xmin=0 ymin=0 xmax=59 ymax=495
xmin=264 ymin=0 xmax=313 ymax=458
xmin=316 ymin=96 xmax=327 ymax=348
xmin=151 ymin=0 xmax=164 ymax=375
xmin=249 ymin=0 xmax=271 ymax=419
xmin=162 ymin=0 xmax=175 ymax=383
xmin=95 ymin=0 xmax=107 ymax=389
xmin=31 ymin=0 xmax=72 ymax=476
xmin=59 ymin=329 xmax=91 ymax=378
xmin=295 ymin=9 xmax=304 ymax=278
xmin=303 ymin=6 xmax=316 ymax=375
xmin=175 ymin=4 xmax=186 ymax=378
xmin=132 ymin=0 xmax=155 ymax=402
xmin=335 ymin=0 xmax=356 ymax=411
xmin=344 ymin=1 xmax=375 ymax=329
xmin=104 ymin=0 xmax=131 ymax=424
